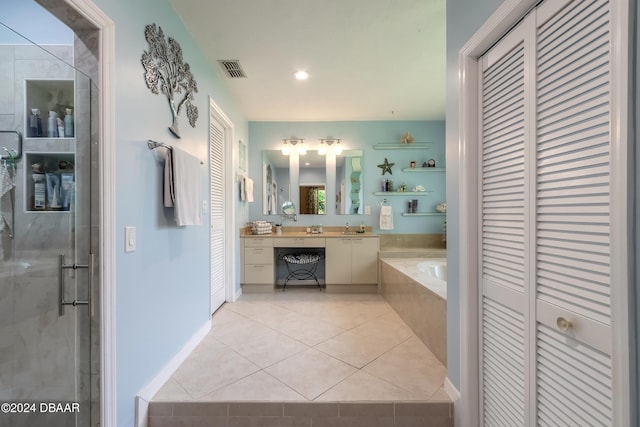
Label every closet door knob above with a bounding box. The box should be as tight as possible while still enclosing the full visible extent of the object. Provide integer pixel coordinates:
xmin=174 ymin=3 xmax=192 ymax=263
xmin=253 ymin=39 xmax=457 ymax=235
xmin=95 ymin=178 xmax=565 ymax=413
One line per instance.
xmin=556 ymin=317 xmax=572 ymax=332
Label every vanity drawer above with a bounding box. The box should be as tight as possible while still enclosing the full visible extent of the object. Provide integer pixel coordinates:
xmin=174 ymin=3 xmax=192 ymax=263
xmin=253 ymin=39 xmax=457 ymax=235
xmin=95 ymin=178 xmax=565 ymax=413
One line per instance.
xmin=274 ymin=237 xmax=326 ymax=248
xmin=244 ymin=246 xmax=274 ymax=264
xmin=244 ymin=237 xmax=273 ymax=248
xmin=244 ymin=264 xmax=274 ymax=284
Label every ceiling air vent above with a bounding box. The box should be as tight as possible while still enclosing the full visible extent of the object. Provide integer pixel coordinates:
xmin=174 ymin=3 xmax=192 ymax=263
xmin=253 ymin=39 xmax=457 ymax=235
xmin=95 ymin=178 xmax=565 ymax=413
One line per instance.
xmin=218 ymin=60 xmax=247 ymax=78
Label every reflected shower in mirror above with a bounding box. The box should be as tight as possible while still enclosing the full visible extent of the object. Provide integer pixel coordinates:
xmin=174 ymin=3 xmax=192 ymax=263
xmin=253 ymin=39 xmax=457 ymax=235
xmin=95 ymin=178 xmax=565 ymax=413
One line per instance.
xmin=299 ymin=150 xmax=326 ymax=215
xmin=262 ymin=150 xmax=289 ymax=215
xmin=335 ymin=149 xmax=364 ymax=214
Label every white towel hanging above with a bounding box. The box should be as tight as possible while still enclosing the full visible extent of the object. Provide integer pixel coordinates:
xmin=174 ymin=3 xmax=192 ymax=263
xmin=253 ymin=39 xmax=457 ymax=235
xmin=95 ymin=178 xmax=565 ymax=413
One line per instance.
xmin=379 ymin=204 xmax=394 ymax=230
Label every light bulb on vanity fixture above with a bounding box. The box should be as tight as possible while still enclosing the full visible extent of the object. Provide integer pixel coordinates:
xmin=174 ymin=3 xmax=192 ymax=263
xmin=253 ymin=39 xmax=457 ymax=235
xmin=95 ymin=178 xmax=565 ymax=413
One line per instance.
xmin=282 ymin=138 xmax=306 ymax=155
xmin=320 ymin=138 xmax=342 ymax=155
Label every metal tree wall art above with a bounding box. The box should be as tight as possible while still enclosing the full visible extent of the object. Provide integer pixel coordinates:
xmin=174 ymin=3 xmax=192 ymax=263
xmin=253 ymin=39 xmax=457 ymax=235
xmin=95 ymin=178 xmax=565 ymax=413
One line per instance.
xmin=141 ymin=24 xmax=199 ymax=138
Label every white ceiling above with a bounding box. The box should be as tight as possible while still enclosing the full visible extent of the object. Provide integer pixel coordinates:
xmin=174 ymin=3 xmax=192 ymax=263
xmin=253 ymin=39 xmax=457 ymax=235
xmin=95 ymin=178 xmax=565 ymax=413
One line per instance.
xmin=169 ymin=0 xmax=446 ymax=122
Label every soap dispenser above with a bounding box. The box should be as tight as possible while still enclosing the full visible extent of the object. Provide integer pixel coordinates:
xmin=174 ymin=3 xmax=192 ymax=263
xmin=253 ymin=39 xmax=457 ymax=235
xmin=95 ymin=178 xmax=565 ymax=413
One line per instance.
xmin=359 ymin=222 xmax=365 ymax=233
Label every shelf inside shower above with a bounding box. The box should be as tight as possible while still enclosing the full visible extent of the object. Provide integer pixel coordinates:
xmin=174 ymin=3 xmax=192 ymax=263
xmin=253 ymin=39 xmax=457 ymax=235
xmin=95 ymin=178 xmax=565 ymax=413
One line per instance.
xmin=24 ymin=151 xmax=76 ymax=212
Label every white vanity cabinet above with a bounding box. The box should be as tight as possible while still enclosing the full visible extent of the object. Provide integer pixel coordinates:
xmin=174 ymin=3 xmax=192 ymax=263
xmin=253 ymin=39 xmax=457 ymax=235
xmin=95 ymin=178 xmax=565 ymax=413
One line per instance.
xmin=325 ymin=236 xmax=379 ymax=285
xmin=242 ymin=237 xmax=274 ymax=286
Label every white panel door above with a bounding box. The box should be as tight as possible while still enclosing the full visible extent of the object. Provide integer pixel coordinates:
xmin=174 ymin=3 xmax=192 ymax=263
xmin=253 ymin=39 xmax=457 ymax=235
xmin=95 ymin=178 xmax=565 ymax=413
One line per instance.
xmin=209 ymin=116 xmax=226 ymax=314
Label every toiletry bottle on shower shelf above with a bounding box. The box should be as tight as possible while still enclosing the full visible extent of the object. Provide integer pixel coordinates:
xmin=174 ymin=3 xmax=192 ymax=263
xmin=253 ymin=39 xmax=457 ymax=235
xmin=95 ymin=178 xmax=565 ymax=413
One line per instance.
xmin=47 ymin=111 xmax=58 ymax=137
xmin=57 ymin=118 xmax=64 ymax=139
xmin=29 ymin=108 xmax=43 ymax=137
xmin=64 ymin=108 xmax=74 ymax=137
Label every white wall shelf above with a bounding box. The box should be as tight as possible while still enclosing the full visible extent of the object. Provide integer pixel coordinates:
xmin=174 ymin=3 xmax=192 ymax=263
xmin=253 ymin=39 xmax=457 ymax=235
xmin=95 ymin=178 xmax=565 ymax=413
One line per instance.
xmin=401 ymin=167 xmax=445 ymax=173
xmin=401 ymin=212 xmax=446 ymax=217
xmin=373 ymin=191 xmax=431 ymax=196
xmin=373 ymin=143 xmax=431 ymax=150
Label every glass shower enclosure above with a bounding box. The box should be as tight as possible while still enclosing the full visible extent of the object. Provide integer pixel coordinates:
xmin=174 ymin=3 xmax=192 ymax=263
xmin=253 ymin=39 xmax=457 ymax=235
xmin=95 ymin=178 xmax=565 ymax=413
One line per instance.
xmin=0 ymin=17 xmax=97 ymax=427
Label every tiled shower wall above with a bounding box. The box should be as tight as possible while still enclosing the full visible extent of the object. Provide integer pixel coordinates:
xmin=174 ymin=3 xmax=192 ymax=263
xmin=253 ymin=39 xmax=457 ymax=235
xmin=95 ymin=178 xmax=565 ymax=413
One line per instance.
xmin=0 ymin=41 xmax=97 ymax=427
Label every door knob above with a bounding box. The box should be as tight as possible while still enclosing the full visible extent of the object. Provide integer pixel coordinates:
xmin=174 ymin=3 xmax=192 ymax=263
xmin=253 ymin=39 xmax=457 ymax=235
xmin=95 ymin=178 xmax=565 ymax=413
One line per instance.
xmin=556 ymin=317 xmax=572 ymax=332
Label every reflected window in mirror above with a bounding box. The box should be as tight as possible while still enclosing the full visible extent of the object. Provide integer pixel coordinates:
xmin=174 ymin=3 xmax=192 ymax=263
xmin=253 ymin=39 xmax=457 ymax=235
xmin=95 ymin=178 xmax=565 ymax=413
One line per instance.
xmin=263 ymin=150 xmax=289 ymax=215
xmin=299 ymin=150 xmax=326 ymax=215
xmin=335 ymin=149 xmax=363 ymax=214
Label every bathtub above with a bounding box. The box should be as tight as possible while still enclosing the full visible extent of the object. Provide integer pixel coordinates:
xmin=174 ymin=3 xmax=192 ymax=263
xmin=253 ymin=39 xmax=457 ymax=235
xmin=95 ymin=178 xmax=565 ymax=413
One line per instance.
xmin=380 ymin=257 xmax=447 ymax=366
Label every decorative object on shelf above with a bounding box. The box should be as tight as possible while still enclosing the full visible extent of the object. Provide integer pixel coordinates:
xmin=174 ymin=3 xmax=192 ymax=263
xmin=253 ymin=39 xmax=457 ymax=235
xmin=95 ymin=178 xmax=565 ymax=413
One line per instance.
xmin=29 ymin=109 xmax=43 ymax=137
xmin=141 ymin=23 xmax=199 ymax=138
xmin=422 ymin=161 xmax=428 ymax=168
xmin=410 ymin=160 xmax=416 ymax=168
xmin=377 ymin=157 xmax=395 ymax=175
xmin=436 ymin=202 xmax=447 ymax=213
xmin=64 ymin=108 xmax=74 ymax=137
xmin=413 ymin=184 xmax=426 ymax=192
xmin=400 ymin=132 xmax=415 ymax=144
xmin=426 ymin=159 xmax=436 ymax=167
xmin=398 ymin=182 xmax=407 ymax=192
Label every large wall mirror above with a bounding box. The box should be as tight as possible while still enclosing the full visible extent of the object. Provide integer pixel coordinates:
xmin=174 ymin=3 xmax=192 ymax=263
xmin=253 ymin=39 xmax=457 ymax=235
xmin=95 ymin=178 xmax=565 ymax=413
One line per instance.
xmin=262 ymin=150 xmax=290 ymax=215
xmin=298 ymin=150 xmax=326 ymax=215
xmin=335 ymin=149 xmax=364 ymax=214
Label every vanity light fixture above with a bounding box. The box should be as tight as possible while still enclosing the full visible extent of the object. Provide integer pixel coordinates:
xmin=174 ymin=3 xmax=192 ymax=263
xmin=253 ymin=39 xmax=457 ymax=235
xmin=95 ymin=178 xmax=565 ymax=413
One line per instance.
xmin=318 ymin=140 xmax=327 ymax=155
xmin=282 ymin=138 xmax=306 ymax=155
xmin=320 ymin=138 xmax=342 ymax=155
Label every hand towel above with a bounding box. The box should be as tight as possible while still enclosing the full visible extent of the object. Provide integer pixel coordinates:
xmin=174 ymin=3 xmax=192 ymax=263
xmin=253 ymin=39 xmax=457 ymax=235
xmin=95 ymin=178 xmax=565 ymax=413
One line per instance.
xmin=245 ymin=178 xmax=254 ymax=202
xmin=268 ymin=193 xmax=276 ymax=214
xmin=240 ymin=178 xmax=246 ymax=201
xmin=163 ymin=147 xmax=174 ymax=207
xmin=171 ymin=149 xmax=201 ymax=226
xmin=380 ymin=205 xmax=394 ymax=230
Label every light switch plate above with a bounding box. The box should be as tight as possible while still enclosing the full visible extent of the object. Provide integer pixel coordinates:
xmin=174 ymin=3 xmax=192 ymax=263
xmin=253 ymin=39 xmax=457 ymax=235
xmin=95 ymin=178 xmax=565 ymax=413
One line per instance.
xmin=125 ymin=226 xmax=136 ymax=252
xmin=364 ymin=205 xmax=371 ymax=215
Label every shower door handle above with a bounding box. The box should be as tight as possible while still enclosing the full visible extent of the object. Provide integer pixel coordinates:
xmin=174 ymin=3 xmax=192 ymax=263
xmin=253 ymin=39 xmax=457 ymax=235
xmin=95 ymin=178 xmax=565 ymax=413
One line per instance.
xmin=58 ymin=253 xmax=93 ymax=316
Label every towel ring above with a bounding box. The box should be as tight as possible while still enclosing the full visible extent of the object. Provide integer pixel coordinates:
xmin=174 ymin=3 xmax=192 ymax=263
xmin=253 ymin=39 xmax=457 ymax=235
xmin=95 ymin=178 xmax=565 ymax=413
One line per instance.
xmin=380 ymin=198 xmax=389 ymax=206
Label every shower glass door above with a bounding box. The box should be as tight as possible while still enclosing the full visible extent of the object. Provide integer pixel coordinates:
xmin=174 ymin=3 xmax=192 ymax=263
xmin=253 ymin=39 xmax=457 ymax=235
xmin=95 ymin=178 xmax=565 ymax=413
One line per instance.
xmin=0 ymin=19 xmax=94 ymax=427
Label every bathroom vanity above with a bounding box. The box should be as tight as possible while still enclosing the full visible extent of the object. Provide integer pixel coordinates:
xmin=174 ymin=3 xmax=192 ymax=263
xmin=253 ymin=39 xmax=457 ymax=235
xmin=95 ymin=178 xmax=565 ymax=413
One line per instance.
xmin=240 ymin=230 xmax=379 ymax=293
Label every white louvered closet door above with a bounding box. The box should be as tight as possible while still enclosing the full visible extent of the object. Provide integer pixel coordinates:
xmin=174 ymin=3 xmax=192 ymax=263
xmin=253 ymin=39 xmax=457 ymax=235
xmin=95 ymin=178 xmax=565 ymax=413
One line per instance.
xmin=479 ymin=0 xmax=615 ymax=425
xmin=534 ymin=0 xmax=613 ymax=425
xmin=480 ymin=18 xmax=530 ymax=427
xmin=209 ymin=117 xmax=226 ymax=314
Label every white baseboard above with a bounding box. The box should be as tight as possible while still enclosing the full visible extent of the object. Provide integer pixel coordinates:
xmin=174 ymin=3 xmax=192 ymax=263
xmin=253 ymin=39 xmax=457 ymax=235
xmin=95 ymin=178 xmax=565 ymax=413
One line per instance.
xmin=135 ymin=319 xmax=212 ymax=427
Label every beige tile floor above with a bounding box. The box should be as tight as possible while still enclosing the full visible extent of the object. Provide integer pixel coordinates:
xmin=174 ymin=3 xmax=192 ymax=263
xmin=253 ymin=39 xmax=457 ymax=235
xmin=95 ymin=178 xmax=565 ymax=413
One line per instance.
xmin=153 ymin=290 xmax=450 ymax=403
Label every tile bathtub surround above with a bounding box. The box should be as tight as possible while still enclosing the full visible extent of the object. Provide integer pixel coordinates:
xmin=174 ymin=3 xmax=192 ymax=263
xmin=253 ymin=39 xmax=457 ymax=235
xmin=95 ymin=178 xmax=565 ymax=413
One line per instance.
xmin=151 ymin=292 xmax=451 ymax=425
xmin=379 ymin=234 xmax=446 ymax=250
xmin=148 ymin=401 xmax=453 ymax=427
xmin=380 ymin=261 xmax=447 ymax=366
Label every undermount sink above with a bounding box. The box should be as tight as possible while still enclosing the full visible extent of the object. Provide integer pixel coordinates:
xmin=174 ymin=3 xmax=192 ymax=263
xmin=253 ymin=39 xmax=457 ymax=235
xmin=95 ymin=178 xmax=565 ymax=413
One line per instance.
xmin=342 ymin=231 xmax=358 ymax=235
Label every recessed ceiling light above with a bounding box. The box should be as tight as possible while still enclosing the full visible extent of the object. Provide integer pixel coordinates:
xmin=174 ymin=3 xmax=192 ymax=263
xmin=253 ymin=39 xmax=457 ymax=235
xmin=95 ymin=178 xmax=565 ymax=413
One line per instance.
xmin=304 ymin=162 xmax=310 ymax=166
xmin=294 ymin=70 xmax=309 ymax=80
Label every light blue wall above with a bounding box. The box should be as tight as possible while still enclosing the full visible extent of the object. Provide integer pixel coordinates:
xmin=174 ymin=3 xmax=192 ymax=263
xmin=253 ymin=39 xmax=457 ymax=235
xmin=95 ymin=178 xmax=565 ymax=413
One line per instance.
xmin=85 ymin=0 xmax=248 ymax=425
xmin=446 ymin=0 xmax=503 ymax=389
xmin=248 ymin=121 xmax=446 ymax=234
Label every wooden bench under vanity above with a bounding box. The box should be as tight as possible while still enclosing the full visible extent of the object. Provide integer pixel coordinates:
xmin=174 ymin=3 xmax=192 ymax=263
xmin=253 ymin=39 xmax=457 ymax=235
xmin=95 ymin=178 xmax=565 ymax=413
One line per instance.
xmin=240 ymin=227 xmax=379 ymax=293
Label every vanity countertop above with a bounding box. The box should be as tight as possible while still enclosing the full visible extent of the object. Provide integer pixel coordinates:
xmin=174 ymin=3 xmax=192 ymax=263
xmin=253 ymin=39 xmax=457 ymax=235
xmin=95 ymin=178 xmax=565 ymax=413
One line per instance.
xmin=241 ymin=226 xmax=378 ymax=238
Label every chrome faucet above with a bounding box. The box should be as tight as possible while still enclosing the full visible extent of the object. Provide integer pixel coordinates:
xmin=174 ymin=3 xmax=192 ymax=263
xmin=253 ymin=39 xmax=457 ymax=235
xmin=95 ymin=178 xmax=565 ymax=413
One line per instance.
xmin=345 ymin=222 xmax=350 ymax=233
